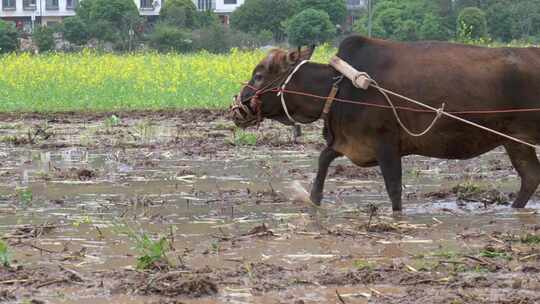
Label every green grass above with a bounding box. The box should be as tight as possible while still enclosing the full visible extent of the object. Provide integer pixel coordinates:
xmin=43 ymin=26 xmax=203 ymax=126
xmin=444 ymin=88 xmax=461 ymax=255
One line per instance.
xmin=0 ymin=46 xmax=334 ymax=112
xmin=0 ymin=240 xmax=11 ymax=267
xmin=16 ymin=188 xmax=33 ymax=206
xmin=352 ymin=259 xmax=375 ymax=270
xmin=134 ymin=234 xmax=169 ymax=270
xmin=480 ymin=248 xmax=512 ymax=260
xmin=520 ymin=234 xmax=540 ymax=244
xmin=230 ymin=129 xmax=258 ymax=146
xmin=122 ymin=225 xmax=170 ymax=270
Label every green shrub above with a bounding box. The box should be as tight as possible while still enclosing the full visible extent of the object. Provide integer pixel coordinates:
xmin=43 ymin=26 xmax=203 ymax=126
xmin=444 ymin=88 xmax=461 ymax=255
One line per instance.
xmin=149 ymin=23 xmax=193 ymax=53
xmin=63 ymin=16 xmax=90 ymax=45
xmin=0 ymin=20 xmax=19 ymax=53
xmin=457 ymin=7 xmax=488 ymax=41
xmin=33 ymin=26 xmax=56 ymax=53
xmin=256 ymin=30 xmax=273 ymax=45
xmin=227 ymin=29 xmax=272 ymax=49
xmin=192 ymin=25 xmax=229 ymax=53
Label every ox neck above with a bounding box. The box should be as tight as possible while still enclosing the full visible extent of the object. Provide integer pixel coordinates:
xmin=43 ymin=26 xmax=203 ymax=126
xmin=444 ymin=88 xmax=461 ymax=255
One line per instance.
xmin=280 ymin=62 xmax=340 ymax=124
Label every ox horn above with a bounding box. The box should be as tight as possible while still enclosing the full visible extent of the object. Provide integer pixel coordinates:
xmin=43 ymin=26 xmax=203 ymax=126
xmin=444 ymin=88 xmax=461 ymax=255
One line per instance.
xmin=287 ymin=45 xmax=317 ymax=65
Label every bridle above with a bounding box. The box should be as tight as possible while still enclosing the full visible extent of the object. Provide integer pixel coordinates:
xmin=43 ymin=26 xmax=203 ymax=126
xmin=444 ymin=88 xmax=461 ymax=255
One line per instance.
xmin=230 ymin=63 xmax=299 ymax=126
xmin=229 ymin=64 xmax=290 ymax=124
xmin=230 ymin=59 xmax=341 ymax=126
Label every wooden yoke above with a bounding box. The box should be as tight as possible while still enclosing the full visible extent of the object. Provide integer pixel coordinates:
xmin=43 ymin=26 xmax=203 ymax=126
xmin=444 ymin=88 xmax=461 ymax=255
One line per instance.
xmin=329 ymin=56 xmax=371 ymax=90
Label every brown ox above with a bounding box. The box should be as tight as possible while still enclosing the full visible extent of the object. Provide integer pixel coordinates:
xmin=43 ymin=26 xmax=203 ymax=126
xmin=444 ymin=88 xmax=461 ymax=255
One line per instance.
xmin=231 ymin=35 xmax=540 ymax=211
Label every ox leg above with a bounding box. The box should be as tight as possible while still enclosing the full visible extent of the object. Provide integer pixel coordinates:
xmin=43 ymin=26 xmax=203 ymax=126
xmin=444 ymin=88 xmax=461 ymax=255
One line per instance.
xmin=310 ymin=147 xmax=341 ymax=205
xmin=292 ymin=124 xmax=302 ymax=143
xmin=504 ymin=144 xmax=540 ymax=208
xmin=376 ymin=142 xmax=403 ymax=212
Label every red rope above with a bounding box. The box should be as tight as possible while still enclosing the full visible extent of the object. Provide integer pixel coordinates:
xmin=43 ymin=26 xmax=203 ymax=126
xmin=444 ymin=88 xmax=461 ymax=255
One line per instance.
xmin=244 ymin=83 xmax=540 ymax=115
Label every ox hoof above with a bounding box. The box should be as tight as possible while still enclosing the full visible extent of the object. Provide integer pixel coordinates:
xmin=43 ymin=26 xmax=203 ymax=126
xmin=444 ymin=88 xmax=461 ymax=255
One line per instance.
xmin=310 ymin=194 xmax=322 ymax=206
xmin=511 ymin=201 xmax=527 ymax=209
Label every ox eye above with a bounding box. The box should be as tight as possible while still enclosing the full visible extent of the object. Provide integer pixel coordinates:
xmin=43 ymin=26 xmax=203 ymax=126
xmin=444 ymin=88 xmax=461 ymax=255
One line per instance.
xmin=254 ymin=74 xmax=263 ymax=82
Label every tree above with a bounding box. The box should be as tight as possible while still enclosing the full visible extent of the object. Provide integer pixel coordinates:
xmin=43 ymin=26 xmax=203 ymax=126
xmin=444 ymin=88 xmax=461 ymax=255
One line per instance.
xmin=0 ymin=20 xmax=18 ymax=54
xmin=76 ymin=0 xmax=142 ymax=48
xmin=194 ymin=10 xmax=221 ymax=28
xmin=293 ymin=0 xmax=347 ymax=26
xmin=457 ymin=7 xmax=488 ymax=41
xmin=454 ymin=0 xmax=490 ymax=11
xmin=419 ymin=13 xmax=447 ymax=40
xmin=485 ymin=1 xmax=513 ymax=42
xmin=160 ymin=0 xmax=198 ymax=28
xmin=509 ymin=0 xmax=540 ymax=41
xmin=62 ymin=16 xmax=90 ymax=45
xmin=230 ymin=0 xmax=295 ymax=41
xmin=347 ymin=0 xmax=540 ymax=43
xmin=286 ymin=9 xmax=336 ymax=46
xmin=396 ymin=19 xmax=418 ymax=41
xmin=352 ymin=0 xmax=450 ymax=41
xmin=376 ymin=6 xmax=406 ymax=39
xmin=33 ymin=26 xmax=55 ymax=52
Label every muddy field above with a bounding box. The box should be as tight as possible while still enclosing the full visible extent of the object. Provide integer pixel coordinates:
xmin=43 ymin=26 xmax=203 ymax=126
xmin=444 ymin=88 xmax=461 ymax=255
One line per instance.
xmin=0 ymin=110 xmax=538 ymax=304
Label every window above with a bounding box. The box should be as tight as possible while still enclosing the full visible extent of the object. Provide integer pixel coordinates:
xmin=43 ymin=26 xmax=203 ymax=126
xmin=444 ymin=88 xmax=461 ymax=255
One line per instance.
xmin=23 ymin=0 xmax=37 ymax=10
xmin=2 ymin=0 xmax=16 ymax=10
xmin=197 ymin=0 xmax=213 ymax=11
xmin=224 ymin=0 xmax=236 ymax=4
xmin=46 ymin=0 xmax=59 ymax=10
xmin=140 ymin=0 xmax=152 ymax=9
xmin=66 ymin=0 xmax=78 ymax=9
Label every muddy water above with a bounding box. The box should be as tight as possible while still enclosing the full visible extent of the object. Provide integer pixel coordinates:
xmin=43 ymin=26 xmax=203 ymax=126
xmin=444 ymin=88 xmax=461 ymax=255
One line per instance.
xmin=0 ymin=112 xmax=538 ymax=304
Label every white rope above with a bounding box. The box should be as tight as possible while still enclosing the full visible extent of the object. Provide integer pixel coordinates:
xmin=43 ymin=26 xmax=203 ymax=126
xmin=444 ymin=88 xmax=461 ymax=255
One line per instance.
xmin=371 ymin=78 xmax=445 ymax=137
xmin=368 ymin=81 xmax=539 ymax=149
xmin=278 ymin=60 xmax=311 ymax=124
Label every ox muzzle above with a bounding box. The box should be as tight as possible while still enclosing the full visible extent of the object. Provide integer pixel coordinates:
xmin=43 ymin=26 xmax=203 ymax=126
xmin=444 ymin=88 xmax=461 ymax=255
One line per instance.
xmin=229 ymin=92 xmax=262 ymax=128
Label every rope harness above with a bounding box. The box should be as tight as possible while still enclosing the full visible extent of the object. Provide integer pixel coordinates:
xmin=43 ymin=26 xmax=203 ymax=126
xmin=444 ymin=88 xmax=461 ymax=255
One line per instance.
xmin=231 ymin=56 xmax=540 ymax=149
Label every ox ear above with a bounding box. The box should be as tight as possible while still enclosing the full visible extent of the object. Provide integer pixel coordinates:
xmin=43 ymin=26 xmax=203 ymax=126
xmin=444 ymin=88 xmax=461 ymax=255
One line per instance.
xmin=287 ymin=45 xmax=317 ymax=65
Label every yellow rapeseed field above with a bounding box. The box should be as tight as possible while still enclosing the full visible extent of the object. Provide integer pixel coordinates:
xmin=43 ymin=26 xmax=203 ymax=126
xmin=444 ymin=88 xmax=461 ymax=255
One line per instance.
xmin=0 ymin=46 xmax=334 ymax=112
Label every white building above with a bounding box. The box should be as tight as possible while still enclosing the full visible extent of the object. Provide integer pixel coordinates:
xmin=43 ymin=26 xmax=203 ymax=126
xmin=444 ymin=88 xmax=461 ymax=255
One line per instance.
xmin=0 ymin=0 xmax=161 ymax=31
xmin=193 ymin=0 xmax=244 ymax=25
xmin=193 ymin=0 xmax=364 ymax=26
xmin=1 ymin=0 xmax=361 ymax=32
xmin=347 ymin=0 xmax=365 ymax=10
xmin=346 ymin=0 xmax=366 ymax=27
